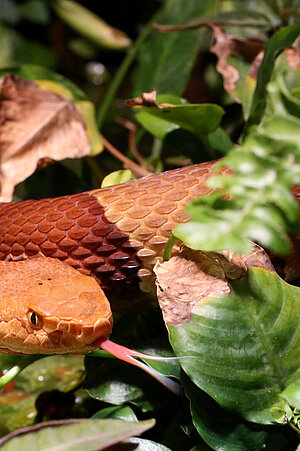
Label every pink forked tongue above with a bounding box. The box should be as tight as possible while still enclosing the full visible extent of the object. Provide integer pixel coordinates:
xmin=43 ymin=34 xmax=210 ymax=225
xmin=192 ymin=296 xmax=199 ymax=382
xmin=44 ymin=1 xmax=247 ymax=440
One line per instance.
xmin=96 ymin=338 xmax=182 ymax=396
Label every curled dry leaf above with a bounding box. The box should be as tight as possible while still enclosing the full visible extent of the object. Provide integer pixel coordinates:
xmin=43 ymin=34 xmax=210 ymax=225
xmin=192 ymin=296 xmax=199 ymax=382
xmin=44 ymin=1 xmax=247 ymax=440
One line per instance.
xmin=0 ymin=75 xmax=91 ymax=202
xmin=154 ymin=244 xmax=274 ymax=326
xmin=125 ymin=90 xmax=169 ymax=109
xmin=209 ymin=24 xmax=263 ymax=99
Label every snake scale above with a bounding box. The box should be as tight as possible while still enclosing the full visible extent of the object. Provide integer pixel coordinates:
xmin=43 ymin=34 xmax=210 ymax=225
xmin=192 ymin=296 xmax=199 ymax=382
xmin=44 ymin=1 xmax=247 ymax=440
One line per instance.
xmin=0 ymin=159 xmax=299 ymax=354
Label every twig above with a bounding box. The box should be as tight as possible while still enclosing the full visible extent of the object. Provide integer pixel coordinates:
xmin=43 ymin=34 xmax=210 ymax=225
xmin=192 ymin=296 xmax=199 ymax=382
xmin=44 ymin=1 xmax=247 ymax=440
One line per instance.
xmin=115 ymin=117 xmax=154 ymax=172
xmin=100 ymin=134 xmax=151 ymax=178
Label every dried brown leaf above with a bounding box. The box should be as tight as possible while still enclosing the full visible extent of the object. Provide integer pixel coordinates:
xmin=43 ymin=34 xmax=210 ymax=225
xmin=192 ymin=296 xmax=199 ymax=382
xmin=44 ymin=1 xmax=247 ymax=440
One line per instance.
xmin=154 ymin=244 xmax=274 ymax=326
xmin=210 ymin=25 xmax=263 ymax=98
xmin=0 ymin=75 xmax=91 ymax=202
xmin=125 ymin=90 xmax=169 ymax=109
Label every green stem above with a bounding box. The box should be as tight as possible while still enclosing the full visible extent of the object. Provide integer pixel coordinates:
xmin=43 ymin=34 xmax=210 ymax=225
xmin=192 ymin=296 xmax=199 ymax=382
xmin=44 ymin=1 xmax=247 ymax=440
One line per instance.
xmin=163 ymin=234 xmax=178 ymax=261
xmin=97 ymin=10 xmax=160 ymax=128
xmin=0 ymin=366 xmax=22 ymax=389
xmin=151 ymin=138 xmax=163 ymax=161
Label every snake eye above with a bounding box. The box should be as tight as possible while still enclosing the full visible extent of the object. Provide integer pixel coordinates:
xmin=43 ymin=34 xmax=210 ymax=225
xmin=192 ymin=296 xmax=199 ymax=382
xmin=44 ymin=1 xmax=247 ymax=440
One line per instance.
xmin=28 ymin=311 xmax=42 ymax=328
xmin=30 ymin=312 xmax=37 ymax=326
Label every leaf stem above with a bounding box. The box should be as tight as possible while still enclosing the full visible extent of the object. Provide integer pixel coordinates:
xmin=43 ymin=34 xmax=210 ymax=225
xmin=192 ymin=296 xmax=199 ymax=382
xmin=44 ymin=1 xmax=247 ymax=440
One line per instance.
xmin=163 ymin=235 xmax=178 ymax=261
xmin=97 ymin=10 xmax=160 ymax=128
xmin=0 ymin=366 xmax=21 ymax=389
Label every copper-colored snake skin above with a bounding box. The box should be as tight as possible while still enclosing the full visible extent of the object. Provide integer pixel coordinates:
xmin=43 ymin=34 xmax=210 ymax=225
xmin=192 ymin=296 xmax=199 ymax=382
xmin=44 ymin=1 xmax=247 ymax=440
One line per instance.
xmin=0 ymin=160 xmax=230 ymax=295
xmin=0 ymin=160 xmax=299 ymax=354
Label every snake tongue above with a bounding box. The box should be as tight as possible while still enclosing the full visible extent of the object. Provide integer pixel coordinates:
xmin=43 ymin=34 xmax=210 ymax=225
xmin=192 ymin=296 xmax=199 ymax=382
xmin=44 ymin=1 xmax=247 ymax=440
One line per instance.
xmin=96 ymin=338 xmax=182 ymax=396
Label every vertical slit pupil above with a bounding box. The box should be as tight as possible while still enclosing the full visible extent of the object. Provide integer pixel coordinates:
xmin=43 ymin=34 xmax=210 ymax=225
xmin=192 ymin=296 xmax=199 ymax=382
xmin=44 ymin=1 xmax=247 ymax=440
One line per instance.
xmin=30 ymin=312 xmax=37 ymax=326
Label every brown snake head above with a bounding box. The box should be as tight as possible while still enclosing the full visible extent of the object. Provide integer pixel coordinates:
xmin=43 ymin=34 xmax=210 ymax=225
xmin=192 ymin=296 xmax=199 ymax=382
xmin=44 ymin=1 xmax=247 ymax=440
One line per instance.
xmin=0 ymin=257 xmax=113 ymax=354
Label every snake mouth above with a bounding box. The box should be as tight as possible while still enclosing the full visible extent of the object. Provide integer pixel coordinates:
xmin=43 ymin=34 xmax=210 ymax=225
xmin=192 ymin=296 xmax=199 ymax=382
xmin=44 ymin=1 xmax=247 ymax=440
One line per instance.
xmin=43 ymin=315 xmax=113 ymax=353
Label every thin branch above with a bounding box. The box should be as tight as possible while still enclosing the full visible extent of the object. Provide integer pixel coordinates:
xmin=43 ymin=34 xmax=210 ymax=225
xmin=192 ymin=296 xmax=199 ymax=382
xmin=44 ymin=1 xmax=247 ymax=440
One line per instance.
xmin=100 ymin=134 xmax=151 ymax=178
xmin=115 ymin=117 xmax=154 ymax=172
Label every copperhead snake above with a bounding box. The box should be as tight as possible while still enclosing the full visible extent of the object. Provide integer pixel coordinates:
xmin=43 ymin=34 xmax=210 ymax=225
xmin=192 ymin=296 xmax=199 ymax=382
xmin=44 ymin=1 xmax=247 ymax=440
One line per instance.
xmin=0 ymin=160 xmax=299 ymax=355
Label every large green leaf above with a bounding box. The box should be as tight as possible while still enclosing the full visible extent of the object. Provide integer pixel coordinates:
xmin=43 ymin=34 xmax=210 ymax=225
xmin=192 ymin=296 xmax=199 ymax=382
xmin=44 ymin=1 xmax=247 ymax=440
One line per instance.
xmin=0 ymin=418 xmax=155 ymax=450
xmin=134 ymin=0 xmax=218 ymax=96
xmin=245 ymin=23 xmax=300 ymax=131
xmin=156 ymin=10 xmax=272 ymax=30
xmin=52 ymin=0 xmax=131 ymax=50
xmin=168 ymin=268 xmax=300 ymax=424
xmin=183 ymin=375 xmax=268 ymax=450
xmin=135 ymin=103 xmax=224 ymax=137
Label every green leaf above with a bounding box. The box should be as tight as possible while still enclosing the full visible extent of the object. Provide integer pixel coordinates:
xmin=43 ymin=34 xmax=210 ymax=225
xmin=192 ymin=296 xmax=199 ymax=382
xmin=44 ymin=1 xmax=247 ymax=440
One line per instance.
xmin=0 ymin=0 xmax=19 ymax=25
xmin=0 ymin=25 xmax=56 ymax=69
xmin=246 ymin=23 xmax=300 ymax=130
xmin=17 ymin=355 xmax=84 ymax=394
xmin=0 ymin=395 xmax=37 ymax=435
xmin=52 ymin=0 xmax=131 ymax=50
xmin=0 ymin=418 xmax=155 ymax=450
xmin=168 ymin=268 xmax=300 ymax=424
xmin=136 ymin=103 xmax=224 ymax=137
xmin=134 ymin=0 xmax=217 ymax=96
xmin=158 ymin=10 xmax=272 ymax=30
xmin=173 ymin=114 xmax=300 ymax=256
xmin=183 ymin=375 xmax=268 ymax=451
xmin=101 ymin=169 xmax=134 ymax=188
xmin=92 ymin=406 xmax=138 ymax=422
xmin=125 ymin=437 xmax=172 ymax=450
xmin=84 ymin=358 xmax=174 ymax=413
xmin=281 ymin=379 xmax=300 ymax=410
xmin=18 ymin=0 xmax=50 ymax=25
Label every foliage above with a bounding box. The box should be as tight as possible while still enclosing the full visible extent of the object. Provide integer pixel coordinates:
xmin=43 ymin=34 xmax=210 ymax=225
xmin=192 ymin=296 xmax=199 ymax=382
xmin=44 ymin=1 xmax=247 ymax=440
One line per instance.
xmin=1 ymin=0 xmax=300 ymax=450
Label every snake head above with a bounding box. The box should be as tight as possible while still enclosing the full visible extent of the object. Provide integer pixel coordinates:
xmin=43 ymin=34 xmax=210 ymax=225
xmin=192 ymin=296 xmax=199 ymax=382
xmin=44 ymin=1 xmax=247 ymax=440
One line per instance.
xmin=0 ymin=258 xmax=113 ymax=355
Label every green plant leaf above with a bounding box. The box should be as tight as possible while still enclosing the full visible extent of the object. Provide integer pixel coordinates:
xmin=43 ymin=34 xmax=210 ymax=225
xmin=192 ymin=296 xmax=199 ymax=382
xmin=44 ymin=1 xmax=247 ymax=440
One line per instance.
xmin=92 ymin=406 xmax=138 ymax=422
xmin=156 ymin=10 xmax=272 ymax=31
xmin=0 ymin=418 xmax=155 ymax=450
xmin=52 ymin=0 xmax=131 ymax=50
xmin=134 ymin=0 xmax=217 ymax=96
xmin=0 ymin=24 xmax=56 ymax=69
xmin=136 ymin=103 xmax=224 ymax=137
xmin=281 ymin=379 xmax=300 ymax=410
xmin=125 ymin=437 xmax=172 ymax=450
xmin=16 ymin=355 xmax=84 ymax=394
xmin=183 ymin=374 xmax=268 ymax=450
xmin=101 ymin=169 xmax=134 ymax=188
xmin=173 ymin=115 xmax=300 ymax=255
xmin=83 ymin=358 xmax=174 ymax=413
xmin=168 ymin=268 xmax=300 ymax=424
xmin=18 ymin=0 xmax=50 ymax=25
xmin=245 ymin=23 xmax=300 ymax=131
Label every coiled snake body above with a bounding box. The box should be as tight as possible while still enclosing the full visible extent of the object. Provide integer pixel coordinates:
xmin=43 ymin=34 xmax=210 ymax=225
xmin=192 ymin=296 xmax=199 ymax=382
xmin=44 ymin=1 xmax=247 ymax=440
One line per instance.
xmin=0 ymin=160 xmax=299 ymax=354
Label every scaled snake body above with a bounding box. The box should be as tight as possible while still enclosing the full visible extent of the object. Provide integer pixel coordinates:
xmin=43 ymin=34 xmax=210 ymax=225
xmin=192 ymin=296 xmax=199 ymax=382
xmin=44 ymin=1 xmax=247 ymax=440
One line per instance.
xmin=0 ymin=160 xmax=299 ymax=354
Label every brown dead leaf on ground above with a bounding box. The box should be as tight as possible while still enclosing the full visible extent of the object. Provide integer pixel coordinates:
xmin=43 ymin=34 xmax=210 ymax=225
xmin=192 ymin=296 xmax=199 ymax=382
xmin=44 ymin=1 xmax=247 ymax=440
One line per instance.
xmin=154 ymin=244 xmax=274 ymax=326
xmin=0 ymin=75 xmax=91 ymax=202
